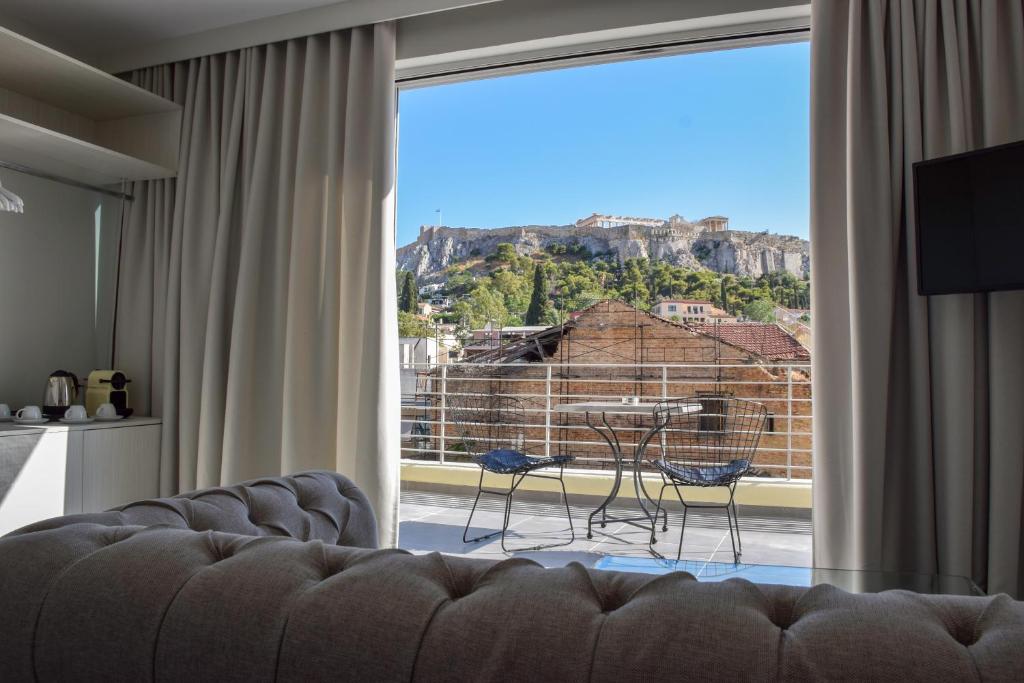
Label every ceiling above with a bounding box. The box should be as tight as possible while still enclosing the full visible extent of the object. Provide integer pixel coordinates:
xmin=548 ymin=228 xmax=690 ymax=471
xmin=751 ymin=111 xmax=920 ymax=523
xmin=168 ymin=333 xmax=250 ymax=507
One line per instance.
xmin=0 ymin=0 xmax=348 ymax=60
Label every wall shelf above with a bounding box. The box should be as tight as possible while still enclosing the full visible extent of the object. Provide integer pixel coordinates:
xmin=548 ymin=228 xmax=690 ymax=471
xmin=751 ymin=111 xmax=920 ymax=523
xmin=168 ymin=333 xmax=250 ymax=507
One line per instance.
xmin=0 ymin=114 xmax=175 ymax=186
xmin=0 ymin=25 xmax=180 ymax=187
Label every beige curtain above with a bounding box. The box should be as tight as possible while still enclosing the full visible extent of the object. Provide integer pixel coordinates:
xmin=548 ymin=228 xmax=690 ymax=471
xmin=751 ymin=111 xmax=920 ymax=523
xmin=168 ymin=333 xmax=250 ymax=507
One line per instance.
xmin=812 ymin=0 xmax=1024 ymax=596
xmin=115 ymin=24 xmax=401 ymax=546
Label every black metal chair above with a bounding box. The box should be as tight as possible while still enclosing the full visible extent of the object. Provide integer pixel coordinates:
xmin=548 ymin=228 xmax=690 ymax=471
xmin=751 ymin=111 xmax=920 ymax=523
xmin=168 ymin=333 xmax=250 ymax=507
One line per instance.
xmin=637 ymin=396 xmax=768 ymax=563
xmin=448 ymin=393 xmax=575 ymax=552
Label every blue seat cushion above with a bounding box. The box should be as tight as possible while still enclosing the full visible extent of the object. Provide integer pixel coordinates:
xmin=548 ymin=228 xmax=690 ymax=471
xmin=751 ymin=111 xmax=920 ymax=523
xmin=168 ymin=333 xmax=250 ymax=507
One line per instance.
xmin=657 ymin=458 xmax=751 ymax=486
xmin=477 ymin=449 xmax=573 ymax=475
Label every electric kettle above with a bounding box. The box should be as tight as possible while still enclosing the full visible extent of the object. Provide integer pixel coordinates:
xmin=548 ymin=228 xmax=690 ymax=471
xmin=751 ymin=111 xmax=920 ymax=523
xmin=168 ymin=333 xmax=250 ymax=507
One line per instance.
xmin=43 ymin=370 xmax=80 ymax=418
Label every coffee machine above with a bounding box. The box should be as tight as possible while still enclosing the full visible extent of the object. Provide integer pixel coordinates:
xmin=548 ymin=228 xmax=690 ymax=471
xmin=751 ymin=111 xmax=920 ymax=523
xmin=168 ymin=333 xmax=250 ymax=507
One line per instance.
xmin=85 ymin=370 xmax=132 ymax=417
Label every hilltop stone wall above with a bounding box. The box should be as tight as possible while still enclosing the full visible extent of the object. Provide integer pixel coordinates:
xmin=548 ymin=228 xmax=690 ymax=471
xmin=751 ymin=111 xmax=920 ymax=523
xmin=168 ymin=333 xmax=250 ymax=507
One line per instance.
xmin=398 ymin=223 xmax=810 ymax=282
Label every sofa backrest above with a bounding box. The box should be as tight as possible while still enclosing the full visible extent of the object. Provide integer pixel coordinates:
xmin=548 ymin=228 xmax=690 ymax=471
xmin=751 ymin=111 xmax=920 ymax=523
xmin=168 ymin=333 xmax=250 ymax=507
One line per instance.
xmin=1 ymin=522 xmax=1022 ymax=682
xmin=5 ymin=470 xmax=378 ymax=548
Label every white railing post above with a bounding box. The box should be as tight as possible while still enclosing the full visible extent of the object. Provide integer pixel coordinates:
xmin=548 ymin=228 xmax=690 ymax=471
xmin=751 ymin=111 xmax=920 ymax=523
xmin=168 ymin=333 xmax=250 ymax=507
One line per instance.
xmin=544 ymin=365 xmax=552 ymax=458
xmin=786 ymin=365 xmax=793 ymax=480
xmin=439 ymin=364 xmax=447 ymax=464
xmin=398 ymin=360 xmax=812 ymax=482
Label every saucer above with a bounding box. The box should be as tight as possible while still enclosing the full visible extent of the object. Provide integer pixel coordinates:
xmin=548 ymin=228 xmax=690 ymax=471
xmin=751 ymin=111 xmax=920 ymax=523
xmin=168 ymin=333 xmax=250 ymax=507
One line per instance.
xmin=60 ymin=417 xmax=95 ymax=424
xmin=94 ymin=415 xmax=124 ymax=422
xmin=13 ymin=417 xmax=49 ymax=425
xmin=0 ymin=415 xmax=14 ymax=422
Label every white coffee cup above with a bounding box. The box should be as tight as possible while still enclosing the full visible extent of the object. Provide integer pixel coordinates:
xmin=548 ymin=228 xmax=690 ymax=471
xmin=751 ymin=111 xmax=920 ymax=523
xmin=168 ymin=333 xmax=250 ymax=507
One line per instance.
xmin=96 ymin=403 xmax=118 ymax=418
xmin=65 ymin=405 xmax=87 ymax=421
xmin=0 ymin=403 xmax=10 ymax=417
xmin=16 ymin=405 xmax=42 ymax=420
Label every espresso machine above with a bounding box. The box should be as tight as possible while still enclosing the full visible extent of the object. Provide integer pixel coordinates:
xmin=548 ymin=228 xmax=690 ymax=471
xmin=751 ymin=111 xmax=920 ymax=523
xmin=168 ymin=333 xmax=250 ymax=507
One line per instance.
xmin=85 ymin=370 xmax=132 ymax=417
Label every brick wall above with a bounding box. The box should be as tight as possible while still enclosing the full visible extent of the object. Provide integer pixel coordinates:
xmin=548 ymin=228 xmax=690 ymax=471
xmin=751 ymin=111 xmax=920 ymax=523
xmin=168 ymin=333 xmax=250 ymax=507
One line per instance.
xmin=413 ymin=300 xmax=811 ymax=478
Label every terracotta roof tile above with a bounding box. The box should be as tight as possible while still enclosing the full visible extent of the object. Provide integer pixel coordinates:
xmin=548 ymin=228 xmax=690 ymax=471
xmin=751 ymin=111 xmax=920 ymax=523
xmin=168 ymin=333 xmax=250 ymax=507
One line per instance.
xmin=690 ymin=322 xmax=810 ymax=362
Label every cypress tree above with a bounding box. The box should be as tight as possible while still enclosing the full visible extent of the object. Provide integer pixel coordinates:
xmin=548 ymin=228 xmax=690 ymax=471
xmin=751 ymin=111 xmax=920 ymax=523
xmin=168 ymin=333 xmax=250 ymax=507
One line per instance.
xmin=400 ymin=271 xmax=418 ymax=313
xmin=524 ymin=265 xmax=547 ymax=325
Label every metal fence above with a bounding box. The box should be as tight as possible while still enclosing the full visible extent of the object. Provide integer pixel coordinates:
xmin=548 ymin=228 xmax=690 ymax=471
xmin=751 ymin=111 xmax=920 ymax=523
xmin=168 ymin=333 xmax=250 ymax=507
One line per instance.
xmin=400 ymin=361 xmax=812 ymax=480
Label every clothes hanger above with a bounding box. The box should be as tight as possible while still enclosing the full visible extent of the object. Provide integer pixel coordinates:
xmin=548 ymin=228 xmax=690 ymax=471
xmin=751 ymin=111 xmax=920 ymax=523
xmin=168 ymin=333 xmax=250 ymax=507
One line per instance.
xmin=0 ymin=177 xmax=25 ymax=213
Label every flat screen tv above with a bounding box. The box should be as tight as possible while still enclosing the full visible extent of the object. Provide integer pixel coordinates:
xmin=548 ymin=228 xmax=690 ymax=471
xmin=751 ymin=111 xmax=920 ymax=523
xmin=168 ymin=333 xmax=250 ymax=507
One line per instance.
xmin=914 ymin=139 xmax=1024 ymax=295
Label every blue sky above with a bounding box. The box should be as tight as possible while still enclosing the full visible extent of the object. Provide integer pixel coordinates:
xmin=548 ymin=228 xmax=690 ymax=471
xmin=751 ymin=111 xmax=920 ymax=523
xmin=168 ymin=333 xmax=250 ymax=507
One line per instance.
xmin=396 ymin=41 xmax=809 ymax=248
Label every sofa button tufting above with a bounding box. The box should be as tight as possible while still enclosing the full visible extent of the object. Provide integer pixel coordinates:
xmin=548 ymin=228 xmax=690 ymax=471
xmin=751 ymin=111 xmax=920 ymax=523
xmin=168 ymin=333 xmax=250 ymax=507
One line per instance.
xmin=768 ymin=610 xmax=794 ymax=630
xmin=600 ymin=594 xmax=627 ymax=613
xmin=950 ymin=627 xmax=979 ymax=647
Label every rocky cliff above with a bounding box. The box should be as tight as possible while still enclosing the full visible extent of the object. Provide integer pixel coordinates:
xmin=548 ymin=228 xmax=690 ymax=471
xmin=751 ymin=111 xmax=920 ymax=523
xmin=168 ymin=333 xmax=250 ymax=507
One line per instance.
xmin=397 ymin=223 xmax=810 ymax=283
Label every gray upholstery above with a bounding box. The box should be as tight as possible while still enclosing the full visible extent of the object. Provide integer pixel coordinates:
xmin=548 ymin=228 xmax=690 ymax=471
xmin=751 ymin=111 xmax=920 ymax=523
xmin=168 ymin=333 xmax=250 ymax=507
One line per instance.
xmin=8 ymin=470 xmax=378 ymax=548
xmin=1 ymin=475 xmax=1022 ymax=681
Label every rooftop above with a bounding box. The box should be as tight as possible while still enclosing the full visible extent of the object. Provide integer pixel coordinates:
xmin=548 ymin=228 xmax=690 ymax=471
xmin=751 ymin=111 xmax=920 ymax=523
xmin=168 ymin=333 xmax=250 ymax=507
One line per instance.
xmin=691 ymin=322 xmax=811 ymax=362
xmin=655 ymin=299 xmax=713 ymax=305
xmin=465 ymin=300 xmax=808 ymax=365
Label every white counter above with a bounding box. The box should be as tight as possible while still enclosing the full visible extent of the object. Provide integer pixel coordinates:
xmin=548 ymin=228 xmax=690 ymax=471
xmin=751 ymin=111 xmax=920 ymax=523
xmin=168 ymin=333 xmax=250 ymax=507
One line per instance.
xmin=0 ymin=417 xmax=162 ymax=535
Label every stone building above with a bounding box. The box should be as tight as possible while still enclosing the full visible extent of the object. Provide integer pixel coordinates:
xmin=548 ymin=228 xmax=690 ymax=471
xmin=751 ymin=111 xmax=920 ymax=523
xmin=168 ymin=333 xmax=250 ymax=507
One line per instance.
xmin=651 ymin=298 xmax=709 ymax=322
xmin=575 ymin=213 xmax=665 ymax=229
xmin=426 ymin=300 xmax=811 ymax=478
xmin=575 ymin=212 xmax=730 ymax=233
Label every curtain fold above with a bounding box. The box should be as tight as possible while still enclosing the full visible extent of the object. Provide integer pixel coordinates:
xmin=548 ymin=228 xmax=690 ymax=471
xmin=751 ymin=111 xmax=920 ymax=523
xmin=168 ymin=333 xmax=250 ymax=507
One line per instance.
xmin=116 ymin=24 xmax=400 ymax=546
xmin=811 ymin=0 xmax=1024 ymax=596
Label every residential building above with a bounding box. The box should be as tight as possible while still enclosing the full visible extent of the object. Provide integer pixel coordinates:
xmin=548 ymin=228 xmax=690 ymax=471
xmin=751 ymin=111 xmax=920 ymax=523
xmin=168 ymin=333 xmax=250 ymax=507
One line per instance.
xmin=428 ymin=296 xmax=452 ymax=310
xmin=651 ymin=299 xmax=714 ymax=323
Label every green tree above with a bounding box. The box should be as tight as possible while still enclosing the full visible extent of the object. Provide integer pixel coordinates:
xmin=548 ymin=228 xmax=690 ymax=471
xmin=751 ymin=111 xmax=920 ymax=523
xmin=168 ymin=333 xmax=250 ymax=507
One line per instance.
xmin=490 ymin=270 xmax=530 ymax=317
xmin=398 ymin=311 xmax=433 ymax=337
xmin=618 ymin=258 xmax=650 ymax=307
xmin=524 ymin=264 xmax=549 ymax=325
xmin=399 ymin=270 xmax=418 ymax=313
xmin=465 ymin=285 xmax=509 ymax=329
xmin=743 ymin=298 xmax=776 ymax=323
xmin=443 ymin=268 xmax=476 ymax=297
xmin=487 ymin=242 xmax=518 ymax=265
xmin=681 ymin=270 xmax=719 ymax=301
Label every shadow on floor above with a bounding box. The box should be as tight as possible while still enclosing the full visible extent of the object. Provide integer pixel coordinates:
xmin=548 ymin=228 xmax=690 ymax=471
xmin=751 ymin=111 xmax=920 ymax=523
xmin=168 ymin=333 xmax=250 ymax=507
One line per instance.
xmin=400 ymin=520 xmax=507 ymax=554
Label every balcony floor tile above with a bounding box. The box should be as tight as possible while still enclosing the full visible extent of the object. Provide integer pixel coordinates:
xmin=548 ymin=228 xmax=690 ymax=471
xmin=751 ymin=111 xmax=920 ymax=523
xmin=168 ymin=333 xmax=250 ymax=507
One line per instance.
xmin=399 ymin=489 xmax=811 ymax=570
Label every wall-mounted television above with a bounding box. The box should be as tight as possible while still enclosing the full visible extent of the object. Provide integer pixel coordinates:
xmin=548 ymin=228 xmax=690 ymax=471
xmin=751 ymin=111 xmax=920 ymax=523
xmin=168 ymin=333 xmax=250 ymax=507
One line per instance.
xmin=914 ymin=139 xmax=1024 ymax=295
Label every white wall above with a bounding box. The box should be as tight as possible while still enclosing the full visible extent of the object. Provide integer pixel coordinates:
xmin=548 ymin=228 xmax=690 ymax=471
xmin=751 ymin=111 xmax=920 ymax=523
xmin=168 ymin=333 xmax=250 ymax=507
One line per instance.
xmin=0 ymin=172 xmax=120 ymax=408
xmin=396 ymin=0 xmax=809 ymax=76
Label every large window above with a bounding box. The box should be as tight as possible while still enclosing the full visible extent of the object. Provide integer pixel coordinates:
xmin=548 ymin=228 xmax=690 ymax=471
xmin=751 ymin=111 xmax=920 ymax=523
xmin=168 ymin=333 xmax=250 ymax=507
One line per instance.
xmin=396 ymin=40 xmax=812 ymax=481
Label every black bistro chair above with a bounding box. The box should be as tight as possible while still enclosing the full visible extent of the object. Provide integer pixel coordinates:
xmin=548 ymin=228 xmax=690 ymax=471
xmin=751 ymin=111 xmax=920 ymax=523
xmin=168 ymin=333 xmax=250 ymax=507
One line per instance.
xmin=638 ymin=396 xmax=768 ymax=563
xmin=448 ymin=393 xmax=575 ymax=552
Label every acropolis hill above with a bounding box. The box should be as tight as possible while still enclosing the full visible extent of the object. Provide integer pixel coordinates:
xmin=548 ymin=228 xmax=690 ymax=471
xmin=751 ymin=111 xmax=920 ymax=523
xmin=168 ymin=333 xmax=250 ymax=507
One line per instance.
xmin=396 ymin=213 xmax=810 ymax=283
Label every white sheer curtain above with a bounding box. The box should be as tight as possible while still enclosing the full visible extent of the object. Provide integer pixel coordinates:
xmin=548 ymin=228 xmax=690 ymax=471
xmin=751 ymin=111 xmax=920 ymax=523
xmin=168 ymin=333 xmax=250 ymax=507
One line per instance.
xmin=115 ymin=24 xmax=400 ymax=546
xmin=811 ymin=0 xmax=1024 ymax=596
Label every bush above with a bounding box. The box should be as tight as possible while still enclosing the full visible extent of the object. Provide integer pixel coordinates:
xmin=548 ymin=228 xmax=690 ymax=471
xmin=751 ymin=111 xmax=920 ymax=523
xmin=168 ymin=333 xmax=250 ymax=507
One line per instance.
xmin=742 ymin=299 xmax=776 ymax=323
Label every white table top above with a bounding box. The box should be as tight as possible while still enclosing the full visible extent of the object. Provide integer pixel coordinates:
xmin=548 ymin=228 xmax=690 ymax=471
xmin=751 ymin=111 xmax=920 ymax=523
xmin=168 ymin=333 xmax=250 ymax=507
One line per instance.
xmin=554 ymin=402 xmax=701 ymax=415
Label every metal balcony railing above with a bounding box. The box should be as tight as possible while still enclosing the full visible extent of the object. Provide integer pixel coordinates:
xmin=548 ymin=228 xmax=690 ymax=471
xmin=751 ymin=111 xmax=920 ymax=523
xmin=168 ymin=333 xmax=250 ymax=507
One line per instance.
xmin=400 ymin=361 xmax=812 ymax=480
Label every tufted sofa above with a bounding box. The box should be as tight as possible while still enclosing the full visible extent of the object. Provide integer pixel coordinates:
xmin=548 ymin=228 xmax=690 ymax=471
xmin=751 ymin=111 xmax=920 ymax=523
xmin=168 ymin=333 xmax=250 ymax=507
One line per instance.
xmin=2 ymin=474 xmax=1023 ymax=681
xmin=11 ymin=469 xmax=379 ymax=547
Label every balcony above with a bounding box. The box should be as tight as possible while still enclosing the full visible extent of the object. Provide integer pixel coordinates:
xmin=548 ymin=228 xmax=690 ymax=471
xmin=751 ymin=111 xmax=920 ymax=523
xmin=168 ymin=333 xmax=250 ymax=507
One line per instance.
xmin=399 ymin=360 xmax=812 ymax=571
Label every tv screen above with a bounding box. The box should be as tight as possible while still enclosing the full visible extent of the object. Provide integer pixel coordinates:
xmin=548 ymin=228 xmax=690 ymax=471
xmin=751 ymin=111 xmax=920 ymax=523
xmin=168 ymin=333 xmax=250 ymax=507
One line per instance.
xmin=914 ymin=139 xmax=1024 ymax=295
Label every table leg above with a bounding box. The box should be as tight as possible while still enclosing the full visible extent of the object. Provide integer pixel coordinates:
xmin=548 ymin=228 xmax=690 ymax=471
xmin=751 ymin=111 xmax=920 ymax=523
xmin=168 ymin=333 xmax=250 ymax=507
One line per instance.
xmin=626 ymin=415 xmax=667 ymax=554
xmin=585 ymin=411 xmax=622 ymax=540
